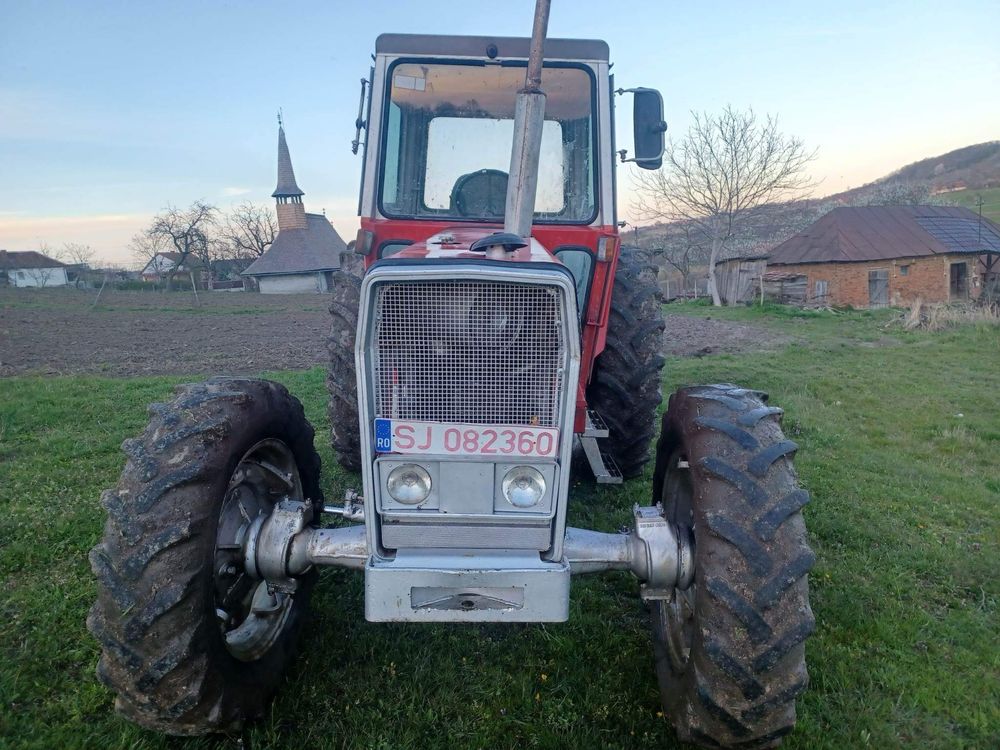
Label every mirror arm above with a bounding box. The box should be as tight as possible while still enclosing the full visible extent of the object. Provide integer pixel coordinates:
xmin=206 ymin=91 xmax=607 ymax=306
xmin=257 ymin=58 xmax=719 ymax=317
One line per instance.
xmin=351 ymin=77 xmax=370 ymax=155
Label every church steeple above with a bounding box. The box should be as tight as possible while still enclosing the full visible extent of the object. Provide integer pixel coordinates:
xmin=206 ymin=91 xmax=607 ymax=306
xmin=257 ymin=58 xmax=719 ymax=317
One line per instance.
xmin=272 ymin=113 xmax=307 ymax=230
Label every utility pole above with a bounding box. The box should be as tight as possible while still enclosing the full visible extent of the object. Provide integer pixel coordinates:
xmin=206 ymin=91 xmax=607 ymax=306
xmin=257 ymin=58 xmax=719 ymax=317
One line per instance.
xmin=976 ymin=194 xmax=984 ymax=246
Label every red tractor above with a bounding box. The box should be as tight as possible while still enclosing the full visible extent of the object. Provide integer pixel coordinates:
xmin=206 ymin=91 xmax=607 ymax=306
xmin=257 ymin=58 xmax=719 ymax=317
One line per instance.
xmin=89 ymin=6 xmax=813 ymax=747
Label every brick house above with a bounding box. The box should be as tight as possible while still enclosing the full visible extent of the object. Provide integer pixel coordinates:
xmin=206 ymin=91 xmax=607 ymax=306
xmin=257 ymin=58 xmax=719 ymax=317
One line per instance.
xmin=766 ymin=206 xmax=1000 ymax=307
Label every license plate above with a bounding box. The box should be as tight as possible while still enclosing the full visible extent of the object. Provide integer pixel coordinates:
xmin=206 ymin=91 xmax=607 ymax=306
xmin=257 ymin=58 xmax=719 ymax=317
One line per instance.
xmin=374 ymin=419 xmax=559 ymax=458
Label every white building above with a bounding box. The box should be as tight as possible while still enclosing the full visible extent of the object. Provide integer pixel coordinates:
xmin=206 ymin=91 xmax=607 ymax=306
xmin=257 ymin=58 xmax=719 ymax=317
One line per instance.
xmin=242 ymin=121 xmax=345 ymax=294
xmin=0 ymin=250 xmax=69 ymax=287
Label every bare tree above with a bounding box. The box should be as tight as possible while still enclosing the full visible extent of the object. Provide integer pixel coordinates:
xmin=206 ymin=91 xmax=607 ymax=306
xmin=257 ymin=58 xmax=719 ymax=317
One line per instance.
xmin=641 ymin=222 xmax=709 ymax=295
xmin=133 ymin=201 xmax=218 ymax=290
xmin=663 ymin=223 xmax=709 ymax=294
xmin=219 ymin=202 xmax=277 ymax=260
xmin=633 ymin=106 xmax=816 ymax=305
xmin=130 ymin=230 xmax=169 ymax=271
xmin=24 ymin=241 xmax=63 ymax=287
xmin=59 ymin=242 xmax=96 ymax=287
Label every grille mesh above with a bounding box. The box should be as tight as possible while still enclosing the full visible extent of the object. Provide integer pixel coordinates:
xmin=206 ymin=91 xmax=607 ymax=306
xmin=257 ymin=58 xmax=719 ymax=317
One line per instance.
xmin=372 ymin=280 xmax=566 ymax=427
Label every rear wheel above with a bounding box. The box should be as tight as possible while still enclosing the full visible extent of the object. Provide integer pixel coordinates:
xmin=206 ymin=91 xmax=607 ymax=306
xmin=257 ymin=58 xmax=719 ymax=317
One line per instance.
xmin=87 ymin=378 xmax=322 ymax=735
xmin=586 ymin=248 xmax=665 ymax=478
xmin=328 ymin=267 xmax=362 ymax=472
xmin=651 ymin=384 xmax=814 ymax=748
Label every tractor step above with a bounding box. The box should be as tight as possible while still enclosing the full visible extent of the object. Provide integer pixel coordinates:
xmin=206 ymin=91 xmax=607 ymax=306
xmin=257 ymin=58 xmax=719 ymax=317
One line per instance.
xmin=579 ymin=435 xmax=623 ymax=484
xmin=583 ymin=409 xmax=610 ymax=438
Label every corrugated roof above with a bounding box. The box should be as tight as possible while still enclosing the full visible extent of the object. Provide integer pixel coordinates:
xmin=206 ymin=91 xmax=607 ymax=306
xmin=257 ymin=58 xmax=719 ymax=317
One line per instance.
xmin=768 ymin=205 xmax=1000 ymax=265
xmin=0 ymin=250 xmax=67 ymax=269
xmin=242 ymin=214 xmax=345 ymax=276
xmin=272 ymin=125 xmax=304 ymax=198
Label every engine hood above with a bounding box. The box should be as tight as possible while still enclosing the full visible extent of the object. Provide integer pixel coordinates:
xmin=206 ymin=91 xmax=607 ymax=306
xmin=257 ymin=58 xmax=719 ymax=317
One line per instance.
xmin=388 ymin=227 xmax=560 ymax=264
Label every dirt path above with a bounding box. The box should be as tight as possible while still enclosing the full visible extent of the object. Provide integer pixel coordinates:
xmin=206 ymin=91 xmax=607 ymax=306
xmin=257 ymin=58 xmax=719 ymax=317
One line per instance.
xmin=0 ymin=288 xmax=787 ymax=377
xmin=663 ymin=313 xmax=792 ymax=357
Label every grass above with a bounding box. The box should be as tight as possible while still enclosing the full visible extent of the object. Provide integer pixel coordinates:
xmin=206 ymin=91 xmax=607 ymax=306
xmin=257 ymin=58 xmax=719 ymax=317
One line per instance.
xmin=1 ymin=307 xmax=998 ymax=749
xmin=938 ymin=187 xmax=1000 ymax=225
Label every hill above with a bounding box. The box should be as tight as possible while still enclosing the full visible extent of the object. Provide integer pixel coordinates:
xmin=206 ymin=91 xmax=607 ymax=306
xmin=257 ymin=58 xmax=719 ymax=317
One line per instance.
xmin=831 ymin=141 xmax=1000 ymax=204
xmin=886 ymin=141 xmax=1000 ymax=193
xmin=933 ymin=186 xmax=1000 ymax=224
xmin=633 ymin=141 xmax=1000 ymax=268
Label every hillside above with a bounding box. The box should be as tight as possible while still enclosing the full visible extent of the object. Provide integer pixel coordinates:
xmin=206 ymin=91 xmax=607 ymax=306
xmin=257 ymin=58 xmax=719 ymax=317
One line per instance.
xmin=887 ymin=141 xmax=1000 ymax=192
xmin=934 ymin=186 xmax=1000 ymax=224
xmin=832 ymin=141 xmax=1000 ymax=203
xmin=633 ymin=141 xmax=1000 ymax=265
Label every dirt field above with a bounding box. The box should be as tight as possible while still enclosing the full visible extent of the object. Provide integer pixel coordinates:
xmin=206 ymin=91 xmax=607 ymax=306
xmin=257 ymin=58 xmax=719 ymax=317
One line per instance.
xmin=0 ymin=287 xmax=787 ymax=376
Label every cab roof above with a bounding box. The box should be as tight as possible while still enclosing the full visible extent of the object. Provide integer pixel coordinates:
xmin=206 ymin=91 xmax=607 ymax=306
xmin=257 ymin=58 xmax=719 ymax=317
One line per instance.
xmin=375 ymin=33 xmax=609 ymax=62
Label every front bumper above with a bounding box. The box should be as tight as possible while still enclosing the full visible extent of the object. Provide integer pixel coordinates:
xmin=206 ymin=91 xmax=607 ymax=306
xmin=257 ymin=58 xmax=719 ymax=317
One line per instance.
xmin=365 ymin=549 xmax=571 ymax=622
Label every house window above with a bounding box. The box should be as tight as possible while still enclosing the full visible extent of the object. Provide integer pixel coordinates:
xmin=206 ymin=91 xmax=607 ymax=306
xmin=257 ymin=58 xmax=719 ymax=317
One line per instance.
xmin=949 ymin=262 xmax=968 ymax=299
xmin=814 ymin=279 xmax=829 ymax=301
xmin=899 ymin=264 xmax=910 ymax=276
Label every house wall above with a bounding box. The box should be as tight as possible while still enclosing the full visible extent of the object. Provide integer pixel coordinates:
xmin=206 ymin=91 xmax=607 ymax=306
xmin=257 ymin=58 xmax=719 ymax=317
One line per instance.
xmin=257 ymin=273 xmax=328 ymax=294
xmin=768 ymin=254 xmax=981 ymax=307
xmin=10 ymin=267 xmax=69 ymax=288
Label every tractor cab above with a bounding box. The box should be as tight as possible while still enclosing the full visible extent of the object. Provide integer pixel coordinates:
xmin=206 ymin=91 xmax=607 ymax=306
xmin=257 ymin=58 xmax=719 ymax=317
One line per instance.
xmin=355 ymin=35 xmax=619 ymax=255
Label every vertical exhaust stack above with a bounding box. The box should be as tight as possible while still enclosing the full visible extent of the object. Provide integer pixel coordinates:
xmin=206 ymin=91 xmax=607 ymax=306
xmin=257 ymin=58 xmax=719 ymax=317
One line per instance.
xmin=504 ymin=0 xmax=551 ymax=239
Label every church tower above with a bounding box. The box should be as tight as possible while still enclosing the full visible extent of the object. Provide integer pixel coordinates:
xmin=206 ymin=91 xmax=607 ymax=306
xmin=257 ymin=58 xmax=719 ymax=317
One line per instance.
xmin=272 ymin=116 xmax=307 ymax=230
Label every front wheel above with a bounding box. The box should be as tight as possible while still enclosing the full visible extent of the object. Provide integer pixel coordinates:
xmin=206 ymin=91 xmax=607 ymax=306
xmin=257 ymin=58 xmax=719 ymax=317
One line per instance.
xmin=87 ymin=378 xmax=323 ymax=735
xmin=651 ymin=384 xmax=815 ymax=748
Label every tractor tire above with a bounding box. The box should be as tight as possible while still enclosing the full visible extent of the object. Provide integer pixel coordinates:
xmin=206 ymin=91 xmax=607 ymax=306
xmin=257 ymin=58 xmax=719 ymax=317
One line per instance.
xmin=650 ymin=384 xmax=814 ymax=749
xmin=328 ymin=268 xmax=362 ymax=473
xmin=87 ymin=378 xmax=323 ymax=735
xmin=586 ymin=248 xmax=665 ymax=478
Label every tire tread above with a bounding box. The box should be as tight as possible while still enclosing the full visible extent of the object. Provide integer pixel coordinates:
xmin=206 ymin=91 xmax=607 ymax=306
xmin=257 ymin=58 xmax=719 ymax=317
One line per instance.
xmin=651 ymin=384 xmax=814 ymax=748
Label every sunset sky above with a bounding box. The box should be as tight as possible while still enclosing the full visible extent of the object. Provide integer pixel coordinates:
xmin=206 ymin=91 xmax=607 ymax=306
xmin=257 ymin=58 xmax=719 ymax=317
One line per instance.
xmin=2 ymin=0 xmax=998 ymax=265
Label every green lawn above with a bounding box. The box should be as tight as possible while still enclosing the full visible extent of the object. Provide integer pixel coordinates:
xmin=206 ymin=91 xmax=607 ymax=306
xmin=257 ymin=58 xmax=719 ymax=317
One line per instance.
xmin=938 ymin=186 xmax=1000 ymax=225
xmin=1 ymin=307 xmax=998 ymax=749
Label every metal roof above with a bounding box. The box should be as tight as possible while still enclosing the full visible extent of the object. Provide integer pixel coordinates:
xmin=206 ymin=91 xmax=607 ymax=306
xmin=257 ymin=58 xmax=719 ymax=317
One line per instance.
xmin=272 ymin=126 xmax=304 ymax=198
xmin=0 ymin=250 xmax=67 ymax=269
xmin=768 ymin=205 xmax=1000 ymax=265
xmin=375 ymin=33 xmax=609 ymax=62
xmin=915 ymin=216 xmax=1000 ymax=254
xmin=242 ymin=214 xmax=345 ymax=276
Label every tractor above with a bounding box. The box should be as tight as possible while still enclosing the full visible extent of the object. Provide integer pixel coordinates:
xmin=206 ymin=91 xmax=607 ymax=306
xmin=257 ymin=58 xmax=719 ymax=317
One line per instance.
xmin=88 ymin=4 xmax=814 ymax=747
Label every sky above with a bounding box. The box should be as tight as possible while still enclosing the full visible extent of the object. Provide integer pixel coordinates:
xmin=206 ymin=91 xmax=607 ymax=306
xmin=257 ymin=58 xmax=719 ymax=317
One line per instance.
xmin=1 ymin=0 xmax=998 ymax=265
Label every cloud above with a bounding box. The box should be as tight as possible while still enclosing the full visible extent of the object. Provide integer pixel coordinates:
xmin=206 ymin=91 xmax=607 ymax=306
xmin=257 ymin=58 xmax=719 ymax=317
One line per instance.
xmin=222 ymin=186 xmax=252 ymax=197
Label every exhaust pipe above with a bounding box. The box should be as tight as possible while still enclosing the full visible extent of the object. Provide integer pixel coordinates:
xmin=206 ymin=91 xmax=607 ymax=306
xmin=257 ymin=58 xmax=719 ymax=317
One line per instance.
xmin=504 ymin=0 xmax=551 ymax=239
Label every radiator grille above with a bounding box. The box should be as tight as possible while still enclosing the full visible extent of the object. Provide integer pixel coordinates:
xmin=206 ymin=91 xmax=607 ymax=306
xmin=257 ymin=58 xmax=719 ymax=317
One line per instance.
xmin=371 ymin=280 xmax=567 ymax=427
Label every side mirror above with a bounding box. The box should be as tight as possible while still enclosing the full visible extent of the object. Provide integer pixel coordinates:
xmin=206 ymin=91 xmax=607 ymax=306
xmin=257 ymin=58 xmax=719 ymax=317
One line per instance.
xmin=631 ymin=88 xmax=667 ymax=170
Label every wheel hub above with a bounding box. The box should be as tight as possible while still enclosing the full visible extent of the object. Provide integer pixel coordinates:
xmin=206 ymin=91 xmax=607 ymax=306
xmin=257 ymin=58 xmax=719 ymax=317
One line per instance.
xmin=213 ymin=439 xmax=303 ymax=662
xmin=656 ymin=449 xmax=697 ymax=674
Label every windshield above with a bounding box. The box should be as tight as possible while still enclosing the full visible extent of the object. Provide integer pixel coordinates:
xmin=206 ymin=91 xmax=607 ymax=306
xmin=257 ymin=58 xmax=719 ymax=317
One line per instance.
xmin=379 ymin=62 xmax=596 ymax=223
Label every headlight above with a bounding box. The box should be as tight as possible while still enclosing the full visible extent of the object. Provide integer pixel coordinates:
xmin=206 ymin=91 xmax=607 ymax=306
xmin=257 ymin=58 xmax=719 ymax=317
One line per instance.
xmin=386 ymin=464 xmax=432 ymax=505
xmin=501 ymin=466 xmax=546 ymax=509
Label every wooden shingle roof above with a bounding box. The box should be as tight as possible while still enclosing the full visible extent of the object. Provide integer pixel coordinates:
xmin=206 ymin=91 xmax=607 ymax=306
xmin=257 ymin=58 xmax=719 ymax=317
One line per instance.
xmin=272 ymin=125 xmax=304 ymax=198
xmin=242 ymin=214 xmax=345 ymax=277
